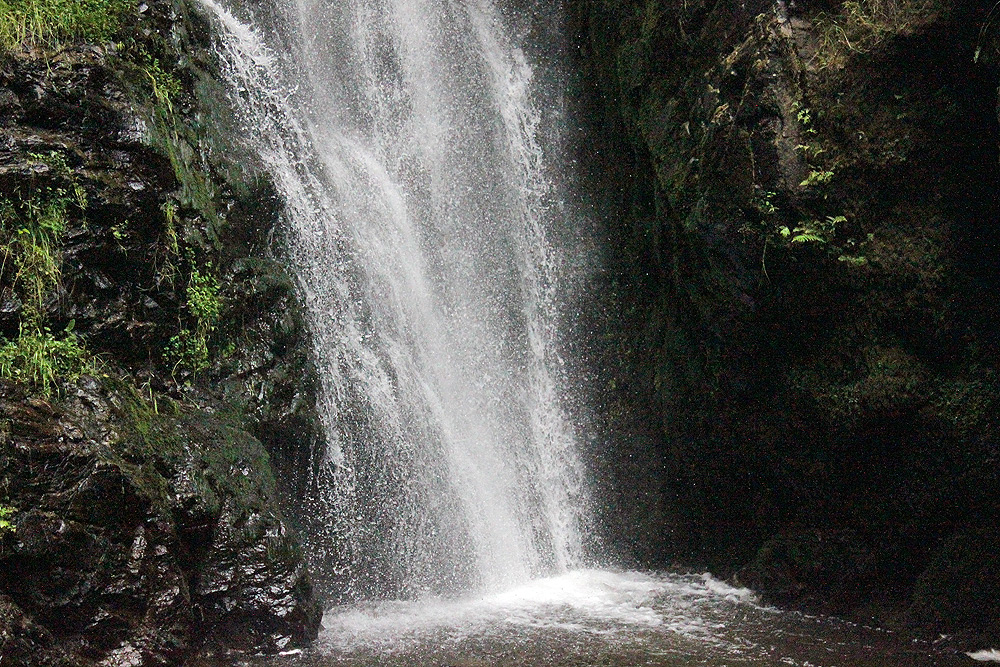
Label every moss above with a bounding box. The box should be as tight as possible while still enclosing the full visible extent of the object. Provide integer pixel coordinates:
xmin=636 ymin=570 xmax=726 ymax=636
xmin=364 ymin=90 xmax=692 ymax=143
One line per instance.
xmin=85 ymin=376 xmax=280 ymax=524
xmin=572 ymin=0 xmax=1000 ymax=629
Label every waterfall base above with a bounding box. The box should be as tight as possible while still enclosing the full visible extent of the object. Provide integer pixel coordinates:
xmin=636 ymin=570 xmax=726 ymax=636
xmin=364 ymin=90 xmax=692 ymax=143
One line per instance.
xmin=249 ymin=570 xmax=972 ymax=666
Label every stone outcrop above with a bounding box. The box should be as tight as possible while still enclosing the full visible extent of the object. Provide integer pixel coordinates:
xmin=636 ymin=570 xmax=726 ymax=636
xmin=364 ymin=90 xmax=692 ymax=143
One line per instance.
xmin=0 ymin=379 xmax=320 ymax=665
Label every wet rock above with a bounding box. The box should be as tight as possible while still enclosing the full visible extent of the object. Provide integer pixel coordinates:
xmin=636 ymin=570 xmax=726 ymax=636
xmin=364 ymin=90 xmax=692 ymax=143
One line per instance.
xmin=0 ymin=379 xmax=321 ymax=665
xmin=909 ymin=525 xmax=1000 ymax=643
xmin=569 ymin=0 xmax=1000 ymax=638
xmin=0 ymin=0 xmax=323 ymax=661
xmin=738 ymin=530 xmax=876 ymax=613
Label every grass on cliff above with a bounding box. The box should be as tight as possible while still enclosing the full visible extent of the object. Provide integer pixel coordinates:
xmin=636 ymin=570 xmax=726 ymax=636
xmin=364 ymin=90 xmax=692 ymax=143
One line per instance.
xmin=0 ymin=326 xmax=94 ymax=396
xmin=0 ymin=0 xmax=131 ymax=50
xmin=813 ymin=0 xmax=944 ymax=69
xmin=0 ymin=152 xmax=95 ymax=395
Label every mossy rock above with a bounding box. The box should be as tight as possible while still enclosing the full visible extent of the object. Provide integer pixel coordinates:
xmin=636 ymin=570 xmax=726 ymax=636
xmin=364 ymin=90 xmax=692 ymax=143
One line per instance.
xmin=739 ymin=529 xmax=876 ymax=613
xmin=0 ymin=377 xmax=320 ymax=665
xmin=909 ymin=526 xmax=1000 ymax=642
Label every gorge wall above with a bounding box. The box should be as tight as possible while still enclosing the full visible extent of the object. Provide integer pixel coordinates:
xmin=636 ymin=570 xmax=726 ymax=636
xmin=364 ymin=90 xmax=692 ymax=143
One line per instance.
xmin=3 ymin=0 xmax=1000 ymax=662
xmin=0 ymin=1 xmax=322 ymax=663
xmin=571 ymin=0 xmax=1000 ymax=644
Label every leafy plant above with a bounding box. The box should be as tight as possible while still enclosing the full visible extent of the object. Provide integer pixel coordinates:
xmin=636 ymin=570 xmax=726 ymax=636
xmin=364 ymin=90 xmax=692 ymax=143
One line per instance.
xmin=141 ymin=56 xmax=182 ymax=112
xmin=795 ymin=142 xmax=827 ymax=159
xmin=0 ymin=504 xmax=15 ymax=536
xmin=779 ymin=215 xmax=846 ymax=245
xmin=754 ymin=190 xmax=779 ymax=216
xmin=800 ymin=170 xmax=835 ymax=188
xmin=166 ymin=266 xmax=222 ymax=378
xmin=167 ymin=328 xmax=209 ymax=375
xmin=186 ymin=268 xmax=221 ymax=324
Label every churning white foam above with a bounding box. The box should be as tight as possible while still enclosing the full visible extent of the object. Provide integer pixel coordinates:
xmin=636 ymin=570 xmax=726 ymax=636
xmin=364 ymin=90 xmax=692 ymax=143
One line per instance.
xmin=970 ymin=649 xmax=1000 ymax=662
xmin=318 ymin=569 xmax=758 ymax=651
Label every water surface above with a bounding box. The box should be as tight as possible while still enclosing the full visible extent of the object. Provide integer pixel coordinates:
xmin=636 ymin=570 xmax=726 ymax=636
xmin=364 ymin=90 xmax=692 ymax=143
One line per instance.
xmin=253 ymin=570 xmax=979 ymax=667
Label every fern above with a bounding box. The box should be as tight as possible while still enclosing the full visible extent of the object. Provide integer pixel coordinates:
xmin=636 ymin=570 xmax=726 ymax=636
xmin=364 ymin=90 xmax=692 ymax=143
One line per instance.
xmin=791 ymin=232 xmax=826 ymax=244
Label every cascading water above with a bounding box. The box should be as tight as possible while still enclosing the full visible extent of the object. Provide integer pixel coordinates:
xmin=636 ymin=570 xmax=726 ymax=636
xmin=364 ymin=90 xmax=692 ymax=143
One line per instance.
xmin=196 ymin=0 xmax=589 ymax=600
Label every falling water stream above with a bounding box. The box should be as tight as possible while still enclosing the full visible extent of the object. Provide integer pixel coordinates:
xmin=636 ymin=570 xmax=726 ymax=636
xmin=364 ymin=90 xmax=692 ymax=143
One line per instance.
xmin=195 ymin=0 xmax=986 ymax=664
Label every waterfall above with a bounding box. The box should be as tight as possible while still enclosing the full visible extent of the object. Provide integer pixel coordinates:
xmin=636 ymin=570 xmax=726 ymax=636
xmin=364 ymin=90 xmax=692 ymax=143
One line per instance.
xmin=196 ymin=0 xmax=589 ymax=600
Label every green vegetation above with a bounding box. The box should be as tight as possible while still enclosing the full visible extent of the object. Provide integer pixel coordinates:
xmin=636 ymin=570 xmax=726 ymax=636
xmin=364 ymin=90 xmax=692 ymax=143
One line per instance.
xmin=167 ymin=265 xmax=222 ymax=378
xmin=0 ymin=0 xmax=131 ymax=50
xmin=0 ymin=324 xmax=93 ymax=395
xmin=0 ymin=152 xmax=95 ymax=395
xmin=141 ymin=55 xmax=182 ymax=112
xmin=799 ymin=169 xmax=835 ymax=188
xmin=813 ymin=0 xmax=943 ymax=69
xmin=1 ymin=195 xmax=67 ymax=317
xmin=779 ymin=215 xmax=847 ymax=245
xmin=1 ymin=152 xmax=84 ymax=321
xmin=0 ymin=504 xmax=14 ymax=535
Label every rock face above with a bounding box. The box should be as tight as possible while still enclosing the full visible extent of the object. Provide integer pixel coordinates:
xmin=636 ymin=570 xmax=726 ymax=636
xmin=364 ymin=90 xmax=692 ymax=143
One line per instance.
xmin=570 ymin=0 xmax=1000 ymax=643
xmin=0 ymin=380 xmax=320 ymax=665
xmin=0 ymin=0 xmax=323 ymax=663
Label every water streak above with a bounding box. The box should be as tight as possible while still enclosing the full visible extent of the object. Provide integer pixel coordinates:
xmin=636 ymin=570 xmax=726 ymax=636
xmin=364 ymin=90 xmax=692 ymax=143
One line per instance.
xmin=196 ymin=0 xmax=588 ymax=599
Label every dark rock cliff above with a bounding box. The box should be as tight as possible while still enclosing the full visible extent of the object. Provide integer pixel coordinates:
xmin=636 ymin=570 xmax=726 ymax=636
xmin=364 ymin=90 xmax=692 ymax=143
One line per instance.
xmin=570 ymin=0 xmax=1000 ymax=644
xmin=0 ymin=0 xmax=322 ymax=663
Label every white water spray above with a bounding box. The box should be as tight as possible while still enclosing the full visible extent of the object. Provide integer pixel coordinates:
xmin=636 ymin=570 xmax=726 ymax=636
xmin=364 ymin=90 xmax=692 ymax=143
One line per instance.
xmin=196 ymin=0 xmax=588 ymax=599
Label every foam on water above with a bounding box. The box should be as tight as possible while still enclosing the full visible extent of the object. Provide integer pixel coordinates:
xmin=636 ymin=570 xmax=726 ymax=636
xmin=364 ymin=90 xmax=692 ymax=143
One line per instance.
xmin=970 ymin=649 xmax=1000 ymax=662
xmin=268 ymin=570 xmax=974 ymax=667
xmin=318 ymin=570 xmax=759 ymax=652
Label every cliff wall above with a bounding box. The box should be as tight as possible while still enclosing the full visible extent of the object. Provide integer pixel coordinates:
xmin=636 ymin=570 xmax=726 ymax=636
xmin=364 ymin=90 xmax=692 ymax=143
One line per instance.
xmin=571 ymin=0 xmax=1000 ymax=642
xmin=0 ymin=1 xmax=323 ymax=663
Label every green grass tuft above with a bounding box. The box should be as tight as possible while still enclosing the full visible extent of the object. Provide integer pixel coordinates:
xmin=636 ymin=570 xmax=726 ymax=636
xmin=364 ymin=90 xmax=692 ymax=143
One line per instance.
xmin=0 ymin=0 xmax=132 ymax=50
xmin=0 ymin=326 xmax=94 ymax=396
